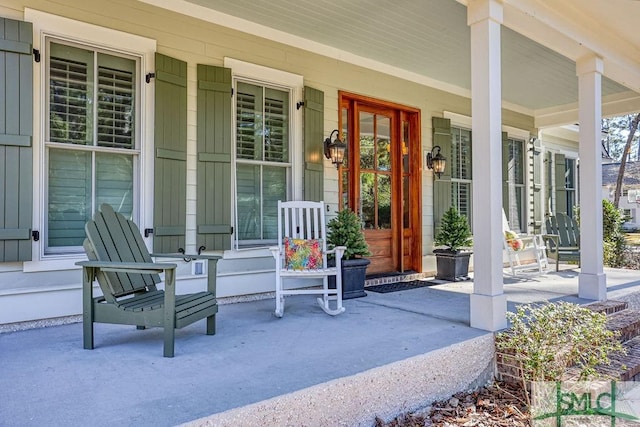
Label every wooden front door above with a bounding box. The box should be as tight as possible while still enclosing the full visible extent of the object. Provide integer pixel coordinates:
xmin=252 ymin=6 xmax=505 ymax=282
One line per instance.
xmin=339 ymin=93 xmax=422 ymax=275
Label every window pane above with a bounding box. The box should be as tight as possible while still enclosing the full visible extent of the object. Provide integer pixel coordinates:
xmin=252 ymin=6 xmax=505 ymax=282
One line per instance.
xmin=236 ymin=164 xmax=286 ymax=242
xmin=565 ymin=159 xmax=575 ymax=188
xmin=237 ymin=164 xmax=261 ymax=240
xmin=361 ymin=172 xmax=375 ymax=229
xmin=264 ymin=87 xmax=289 ymax=163
xmin=378 ymin=174 xmax=391 ymax=229
xmin=512 ymin=186 xmax=525 ymax=231
xmin=403 ymin=176 xmax=410 ymax=228
xmin=451 ymin=128 xmax=472 ymax=180
xmin=96 ymin=153 xmax=133 ymax=218
xmin=49 ymin=43 xmax=93 ymax=145
xmin=48 ymin=148 xmax=92 ymax=249
xmin=508 ymin=139 xmax=524 ymax=185
xmin=236 ymin=82 xmax=263 ymax=160
xmin=359 ymin=112 xmax=374 ymax=170
xmin=97 ymin=53 xmax=136 ymax=149
xmin=452 ymin=182 xmax=471 ymax=223
xmin=236 ymin=82 xmax=289 ymax=163
xmin=377 ymin=116 xmax=390 ymax=171
xmin=262 ymin=166 xmax=287 ymax=239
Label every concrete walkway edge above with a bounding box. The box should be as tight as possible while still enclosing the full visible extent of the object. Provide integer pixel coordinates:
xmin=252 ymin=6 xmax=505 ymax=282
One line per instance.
xmin=185 ymin=333 xmax=494 ymax=427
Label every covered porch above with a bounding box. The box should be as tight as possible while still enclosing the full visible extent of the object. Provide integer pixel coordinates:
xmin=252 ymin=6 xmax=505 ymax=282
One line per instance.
xmin=2 ymin=267 xmax=640 ymax=426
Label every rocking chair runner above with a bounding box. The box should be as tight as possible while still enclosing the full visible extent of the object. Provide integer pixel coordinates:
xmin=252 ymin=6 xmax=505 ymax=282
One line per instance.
xmin=269 ymin=201 xmax=346 ymax=317
xmin=76 ymin=204 xmax=219 ymax=357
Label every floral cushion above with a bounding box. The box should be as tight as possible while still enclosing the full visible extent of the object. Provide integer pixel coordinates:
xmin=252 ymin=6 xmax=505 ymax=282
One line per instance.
xmin=505 ymin=230 xmax=524 ymax=251
xmin=284 ymin=237 xmax=324 ymax=270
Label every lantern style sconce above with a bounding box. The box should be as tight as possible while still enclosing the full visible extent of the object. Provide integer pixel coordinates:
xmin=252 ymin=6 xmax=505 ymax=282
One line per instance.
xmin=323 ymin=129 xmax=347 ymax=168
xmin=426 ymin=145 xmax=446 ymax=178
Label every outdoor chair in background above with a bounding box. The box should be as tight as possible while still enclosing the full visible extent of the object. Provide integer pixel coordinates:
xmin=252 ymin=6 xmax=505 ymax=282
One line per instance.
xmin=76 ymin=204 xmax=219 ymax=357
xmin=269 ymin=200 xmax=346 ymax=317
xmin=544 ymin=212 xmax=581 ymax=271
xmin=502 ymin=210 xmax=549 ymax=276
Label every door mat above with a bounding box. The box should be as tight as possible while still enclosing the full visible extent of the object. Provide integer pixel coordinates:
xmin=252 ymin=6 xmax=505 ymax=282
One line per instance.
xmin=366 ymin=280 xmax=438 ymax=293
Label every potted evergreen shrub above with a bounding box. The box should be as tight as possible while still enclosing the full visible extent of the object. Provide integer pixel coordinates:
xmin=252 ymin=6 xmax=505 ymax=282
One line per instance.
xmin=433 ymin=206 xmax=473 ymax=281
xmin=327 ymin=208 xmax=371 ymax=299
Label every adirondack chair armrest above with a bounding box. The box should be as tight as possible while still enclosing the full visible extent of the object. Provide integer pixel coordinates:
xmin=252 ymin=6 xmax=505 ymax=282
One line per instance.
xmin=150 ymin=252 xmax=222 ymax=261
xmin=75 ymin=260 xmax=177 ymax=274
xmin=542 ymin=234 xmax=560 ymax=251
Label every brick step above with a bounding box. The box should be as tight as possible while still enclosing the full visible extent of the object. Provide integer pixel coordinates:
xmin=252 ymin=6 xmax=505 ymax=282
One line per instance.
xmin=566 ymin=336 xmax=640 ymax=381
xmin=584 ymin=300 xmax=628 ymax=315
xmin=606 ymin=309 xmax=640 ymax=342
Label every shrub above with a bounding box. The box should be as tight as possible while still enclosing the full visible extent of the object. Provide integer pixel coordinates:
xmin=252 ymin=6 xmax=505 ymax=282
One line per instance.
xmin=575 ymin=200 xmax=627 ymax=267
xmin=602 ymin=199 xmax=626 ymax=267
xmin=434 ymin=207 xmax=472 ymax=252
xmin=326 ymin=209 xmax=370 ymax=260
xmin=496 ymin=302 xmax=625 ymax=383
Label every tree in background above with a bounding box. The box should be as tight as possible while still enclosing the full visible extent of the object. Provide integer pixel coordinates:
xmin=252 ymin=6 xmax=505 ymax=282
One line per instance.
xmin=603 ymin=113 xmax=640 ymax=208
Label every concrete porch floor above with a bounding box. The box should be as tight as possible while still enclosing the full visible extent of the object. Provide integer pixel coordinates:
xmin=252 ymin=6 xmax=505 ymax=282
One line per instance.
xmin=2 ymin=267 xmax=640 ymax=427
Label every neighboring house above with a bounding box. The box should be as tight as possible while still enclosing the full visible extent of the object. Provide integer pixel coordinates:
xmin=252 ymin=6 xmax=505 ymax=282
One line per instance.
xmin=602 ymin=162 xmax=640 ymax=230
xmin=0 ymin=0 xmax=639 ymax=329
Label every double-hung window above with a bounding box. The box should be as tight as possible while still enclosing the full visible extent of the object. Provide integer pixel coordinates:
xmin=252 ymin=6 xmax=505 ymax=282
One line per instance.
xmin=565 ymin=158 xmax=577 ymax=217
xmin=235 ymin=81 xmax=291 ymax=247
xmin=505 ymin=137 xmax=526 ymax=232
xmin=45 ymin=40 xmax=139 ymax=254
xmin=450 ymin=126 xmax=473 ymax=223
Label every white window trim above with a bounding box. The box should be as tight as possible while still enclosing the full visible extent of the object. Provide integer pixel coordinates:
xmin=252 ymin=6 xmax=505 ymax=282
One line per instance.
xmin=224 ymin=57 xmax=303 ymax=251
xmin=23 ymin=9 xmax=156 ymax=272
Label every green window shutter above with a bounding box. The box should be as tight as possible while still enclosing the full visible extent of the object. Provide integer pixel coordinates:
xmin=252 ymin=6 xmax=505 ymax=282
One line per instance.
xmin=531 ymin=138 xmax=543 ymax=234
xmin=554 ymin=153 xmax=567 ymax=215
xmin=432 ymin=117 xmax=452 ymax=231
xmin=196 ymin=64 xmax=232 ymax=250
xmin=303 ymin=86 xmax=324 ymax=202
xmin=501 ymin=131 xmax=510 ymax=219
xmin=545 ymin=151 xmax=553 ymax=216
xmin=0 ymin=18 xmax=33 ymax=262
xmin=153 ymin=53 xmax=187 ymax=253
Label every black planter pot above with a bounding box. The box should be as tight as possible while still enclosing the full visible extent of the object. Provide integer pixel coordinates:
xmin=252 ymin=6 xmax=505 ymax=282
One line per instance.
xmin=328 ymin=258 xmax=371 ymax=299
xmin=434 ymin=249 xmax=471 ymax=281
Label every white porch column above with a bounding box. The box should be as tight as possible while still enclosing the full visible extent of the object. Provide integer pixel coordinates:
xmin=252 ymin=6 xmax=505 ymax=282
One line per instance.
xmin=468 ymin=0 xmax=507 ymax=331
xmin=576 ymin=55 xmax=607 ymax=300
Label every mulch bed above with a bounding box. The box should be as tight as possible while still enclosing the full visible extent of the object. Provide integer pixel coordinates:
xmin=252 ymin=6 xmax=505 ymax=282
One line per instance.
xmin=375 ymin=381 xmax=531 ymax=426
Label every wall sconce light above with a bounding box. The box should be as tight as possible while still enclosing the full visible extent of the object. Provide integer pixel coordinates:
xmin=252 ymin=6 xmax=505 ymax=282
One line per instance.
xmin=324 ymin=129 xmax=347 ymax=169
xmin=426 ymin=145 xmax=446 ymax=178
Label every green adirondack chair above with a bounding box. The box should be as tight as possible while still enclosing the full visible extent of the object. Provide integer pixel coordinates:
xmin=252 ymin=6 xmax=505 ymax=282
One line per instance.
xmin=544 ymin=212 xmax=581 ymax=271
xmin=76 ymin=204 xmax=219 ymax=357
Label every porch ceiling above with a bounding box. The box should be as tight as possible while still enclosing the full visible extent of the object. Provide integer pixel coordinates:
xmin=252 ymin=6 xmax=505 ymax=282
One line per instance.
xmin=149 ymin=0 xmax=640 ymax=123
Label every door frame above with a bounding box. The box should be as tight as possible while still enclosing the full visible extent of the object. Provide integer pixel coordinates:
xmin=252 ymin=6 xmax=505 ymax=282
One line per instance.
xmin=338 ymin=91 xmax=422 ymax=273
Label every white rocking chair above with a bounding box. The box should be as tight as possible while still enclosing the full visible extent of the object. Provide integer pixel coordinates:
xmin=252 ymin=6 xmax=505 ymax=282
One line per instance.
xmin=502 ymin=210 xmax=549 ymax=276
xmin=269 ymin=201 xmax=346 ymax=317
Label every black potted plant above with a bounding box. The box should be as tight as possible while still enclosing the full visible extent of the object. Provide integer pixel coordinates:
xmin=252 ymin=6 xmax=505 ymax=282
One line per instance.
xmin=327 ymin=208 xmax=371 ymax=299
xmin=433 ymin=206 xmax=473 ymax=281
